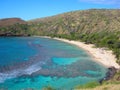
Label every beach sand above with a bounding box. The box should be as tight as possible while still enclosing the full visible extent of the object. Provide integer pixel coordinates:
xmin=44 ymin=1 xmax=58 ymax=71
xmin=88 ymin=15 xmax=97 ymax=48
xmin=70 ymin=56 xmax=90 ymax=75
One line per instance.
xmin=53 ymin=38 xmax=120 ymax=69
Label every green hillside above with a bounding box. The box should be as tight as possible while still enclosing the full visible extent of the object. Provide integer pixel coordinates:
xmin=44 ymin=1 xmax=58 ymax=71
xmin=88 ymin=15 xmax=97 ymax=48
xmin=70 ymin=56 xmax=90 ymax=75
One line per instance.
xmin=28 ymin=9 xmax=120 ymax=64
xmin=0 ymin=18 xmax=30 ymax=36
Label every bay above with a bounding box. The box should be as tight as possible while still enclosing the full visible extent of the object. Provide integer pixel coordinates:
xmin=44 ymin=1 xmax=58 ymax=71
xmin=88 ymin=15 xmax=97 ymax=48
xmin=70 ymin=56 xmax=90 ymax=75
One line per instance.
xmin=0 ymin=37 xmax=108 ymax=90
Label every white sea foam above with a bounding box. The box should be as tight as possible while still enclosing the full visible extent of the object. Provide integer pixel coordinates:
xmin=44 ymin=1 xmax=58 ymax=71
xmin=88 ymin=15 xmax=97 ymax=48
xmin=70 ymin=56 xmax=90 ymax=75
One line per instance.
xmin=0 ymin=71 xmax=18 ymax=83
xmin=0 ymin=61 xmax=44 ymax=83
xmin=23 ymin=62 xmax=43 ymax=75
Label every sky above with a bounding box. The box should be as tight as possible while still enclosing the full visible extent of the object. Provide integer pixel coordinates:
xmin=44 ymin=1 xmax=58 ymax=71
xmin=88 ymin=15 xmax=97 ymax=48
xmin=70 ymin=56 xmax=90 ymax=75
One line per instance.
xmin=0 ymin=0 xmax=120 ymax=20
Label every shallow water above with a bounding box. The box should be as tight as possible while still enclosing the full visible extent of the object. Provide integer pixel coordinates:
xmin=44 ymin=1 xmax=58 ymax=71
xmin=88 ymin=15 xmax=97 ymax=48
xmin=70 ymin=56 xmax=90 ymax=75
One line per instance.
xmin=0 ymin=37 xmax=108 ymax=90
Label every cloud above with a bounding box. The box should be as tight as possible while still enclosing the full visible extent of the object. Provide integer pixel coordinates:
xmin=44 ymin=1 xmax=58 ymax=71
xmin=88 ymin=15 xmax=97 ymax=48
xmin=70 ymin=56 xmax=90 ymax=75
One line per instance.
xmin=79 ymin=0 xmax=120 ymax=5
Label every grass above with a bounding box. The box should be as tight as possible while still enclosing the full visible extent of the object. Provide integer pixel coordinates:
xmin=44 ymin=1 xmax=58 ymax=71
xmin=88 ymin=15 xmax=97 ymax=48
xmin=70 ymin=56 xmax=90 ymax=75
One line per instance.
xmin=74 ymin=81 xmax=120 ymax=90
xmin=75 ymin=81 xmax=100 ymax=89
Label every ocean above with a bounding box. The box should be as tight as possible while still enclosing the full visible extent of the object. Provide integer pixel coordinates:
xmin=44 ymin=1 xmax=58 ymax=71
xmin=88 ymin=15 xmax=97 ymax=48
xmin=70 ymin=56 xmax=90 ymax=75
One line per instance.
xmin=0 ymin=37 xmax=108 ymax=90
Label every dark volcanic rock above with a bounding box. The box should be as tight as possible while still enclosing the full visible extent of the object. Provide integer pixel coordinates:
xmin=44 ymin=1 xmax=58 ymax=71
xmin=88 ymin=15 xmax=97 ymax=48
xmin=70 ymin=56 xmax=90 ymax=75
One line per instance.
xmin=106 ymin=67 xmax=117 ymax=80
xmin=99 ymin=67 xmax=117 ymax=84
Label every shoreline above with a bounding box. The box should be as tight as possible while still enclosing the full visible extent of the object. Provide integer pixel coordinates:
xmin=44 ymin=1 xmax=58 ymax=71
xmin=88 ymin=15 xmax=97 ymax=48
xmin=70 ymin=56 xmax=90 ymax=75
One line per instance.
xmin=52 ymin=37 xmax=120 ymax=69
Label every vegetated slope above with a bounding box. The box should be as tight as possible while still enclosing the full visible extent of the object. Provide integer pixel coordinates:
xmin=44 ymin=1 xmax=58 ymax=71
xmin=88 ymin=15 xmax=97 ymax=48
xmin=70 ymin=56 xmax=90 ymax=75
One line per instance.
xmin=75 ymin=82 xmax=120 ymax=90
xmin=74 ymin=71 xmax=120 ymax=90
xmin=0 ymin=18 xmax=30 ymax=36
xmin=28 ymin=9 xmax=120 ymax=64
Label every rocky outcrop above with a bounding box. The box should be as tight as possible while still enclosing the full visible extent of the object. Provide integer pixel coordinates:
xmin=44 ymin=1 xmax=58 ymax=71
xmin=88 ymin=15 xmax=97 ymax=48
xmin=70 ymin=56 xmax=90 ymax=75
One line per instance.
xmin=105 ymin=67 xmax=117 ymax=80
xmin=99 ymin=67 xmax=117 ymax=84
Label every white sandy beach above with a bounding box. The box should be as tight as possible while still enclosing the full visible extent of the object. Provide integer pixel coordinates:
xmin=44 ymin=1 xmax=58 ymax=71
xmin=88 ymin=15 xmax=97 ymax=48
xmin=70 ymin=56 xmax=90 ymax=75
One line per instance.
xmin=53 ymin=37 xmax=120 ymax=69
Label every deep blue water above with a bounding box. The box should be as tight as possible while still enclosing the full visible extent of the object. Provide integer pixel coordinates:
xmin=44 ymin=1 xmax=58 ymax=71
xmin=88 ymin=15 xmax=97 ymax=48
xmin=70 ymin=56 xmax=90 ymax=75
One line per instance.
xmin=0 ymin=37 xmax=108 ymax=90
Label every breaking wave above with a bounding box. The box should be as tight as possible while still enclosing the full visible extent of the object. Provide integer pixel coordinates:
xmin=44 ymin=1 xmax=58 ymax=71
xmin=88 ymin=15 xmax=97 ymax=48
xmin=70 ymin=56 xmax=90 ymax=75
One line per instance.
xmin=0 ymin=60 xmax=45 ymax=83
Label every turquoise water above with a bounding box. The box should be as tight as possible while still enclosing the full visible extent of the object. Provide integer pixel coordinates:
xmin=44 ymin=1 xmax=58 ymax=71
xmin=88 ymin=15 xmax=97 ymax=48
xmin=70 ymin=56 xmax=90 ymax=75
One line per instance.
xmin=0 ymin=37 xmax=108 ymax=90
xmin=52 ymin=57 xmax=80 ymax=65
